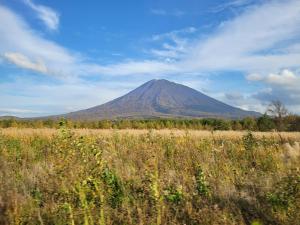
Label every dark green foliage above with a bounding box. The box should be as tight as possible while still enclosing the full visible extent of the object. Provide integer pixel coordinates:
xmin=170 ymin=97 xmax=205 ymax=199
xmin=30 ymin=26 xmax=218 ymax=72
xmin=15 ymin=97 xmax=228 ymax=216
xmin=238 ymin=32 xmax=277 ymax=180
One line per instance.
xmin=101 ymin=167 xmax=124 ymax=208
xmin=164 ymin=186 xmax=183 ymax=204
xmin=257 ymin=114 xmax=275 ymax=131
xmin=241 ymin=117 xmax=257 ymax=131
xmin=287 ymin=115 xmax=300 ymax=131
xmin=1 ymin=115 xmax=300 ymax=130
xmin=31 ymin=187 xmax=43 ymax=207
xmin=213 ymin=119 xmax=232 ymax=130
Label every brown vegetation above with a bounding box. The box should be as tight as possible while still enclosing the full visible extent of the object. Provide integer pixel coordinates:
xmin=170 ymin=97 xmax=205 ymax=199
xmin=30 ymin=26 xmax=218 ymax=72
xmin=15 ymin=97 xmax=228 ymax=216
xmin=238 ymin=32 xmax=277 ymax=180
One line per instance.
xmin=0 ymin=127 xmax=299 ymax=224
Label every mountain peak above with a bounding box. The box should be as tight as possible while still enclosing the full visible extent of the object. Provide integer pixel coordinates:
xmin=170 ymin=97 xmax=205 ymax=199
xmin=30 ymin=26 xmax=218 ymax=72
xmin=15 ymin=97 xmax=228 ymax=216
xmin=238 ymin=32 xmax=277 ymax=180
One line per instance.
xmin=147 ymin=79 xmax=173 ymax=85
xmin=64 ymin=79 xmax=260 ymax=120
xmin=141 ymin=79 xmax=179 ymax=91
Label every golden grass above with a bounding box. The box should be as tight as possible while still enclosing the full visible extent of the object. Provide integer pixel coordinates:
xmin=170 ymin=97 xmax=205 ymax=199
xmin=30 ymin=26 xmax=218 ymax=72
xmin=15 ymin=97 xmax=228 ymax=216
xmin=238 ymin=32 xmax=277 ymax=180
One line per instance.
xmin=0 ymin=127 xmax=299 ymax=224
xmin=1 ymin=127 xmax=300 ymax=140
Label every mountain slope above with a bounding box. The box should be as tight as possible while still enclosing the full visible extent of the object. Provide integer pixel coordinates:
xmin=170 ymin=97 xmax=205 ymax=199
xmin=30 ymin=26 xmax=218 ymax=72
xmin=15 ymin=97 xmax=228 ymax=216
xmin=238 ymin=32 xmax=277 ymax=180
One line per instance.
xmin=62 ymin=79 xmax=259 ymax=120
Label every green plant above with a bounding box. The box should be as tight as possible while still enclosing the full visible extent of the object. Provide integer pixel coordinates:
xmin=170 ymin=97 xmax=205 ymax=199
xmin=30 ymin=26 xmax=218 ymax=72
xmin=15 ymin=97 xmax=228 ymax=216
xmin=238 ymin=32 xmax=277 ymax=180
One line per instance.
xmin=164 ymin=186 xmax=183 ymax=204
xmin=195 ymin=165 xmax=210 ymax=197
xmin=251 ymin=220 xmax=263 ymax=225
xmin=101 ymin=167 xmax=124 ymax=208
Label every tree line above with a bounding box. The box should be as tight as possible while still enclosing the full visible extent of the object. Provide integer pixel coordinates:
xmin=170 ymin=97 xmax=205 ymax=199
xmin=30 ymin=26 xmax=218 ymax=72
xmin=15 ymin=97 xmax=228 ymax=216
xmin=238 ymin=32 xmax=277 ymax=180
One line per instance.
xmin=0 ymin=115 xmax=299 ymax=131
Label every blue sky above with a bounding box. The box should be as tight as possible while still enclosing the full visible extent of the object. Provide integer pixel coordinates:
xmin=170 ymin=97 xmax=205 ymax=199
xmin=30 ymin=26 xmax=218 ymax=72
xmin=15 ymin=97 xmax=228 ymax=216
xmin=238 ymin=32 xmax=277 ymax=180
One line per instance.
xmin=0 ymin=0 xmax=300 ymax=117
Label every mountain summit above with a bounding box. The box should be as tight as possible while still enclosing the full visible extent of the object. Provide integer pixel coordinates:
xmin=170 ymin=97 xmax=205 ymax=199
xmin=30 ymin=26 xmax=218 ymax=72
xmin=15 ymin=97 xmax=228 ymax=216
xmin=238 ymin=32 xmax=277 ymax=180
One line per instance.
xmin=64 ymin=79 xmax=259 ymax=119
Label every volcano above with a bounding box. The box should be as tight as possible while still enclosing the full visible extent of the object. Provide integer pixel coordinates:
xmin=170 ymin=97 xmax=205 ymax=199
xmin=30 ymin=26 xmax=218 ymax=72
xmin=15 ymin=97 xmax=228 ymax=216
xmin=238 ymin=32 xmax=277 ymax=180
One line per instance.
xmin=62 ymin=79 xmax=259 ymax=119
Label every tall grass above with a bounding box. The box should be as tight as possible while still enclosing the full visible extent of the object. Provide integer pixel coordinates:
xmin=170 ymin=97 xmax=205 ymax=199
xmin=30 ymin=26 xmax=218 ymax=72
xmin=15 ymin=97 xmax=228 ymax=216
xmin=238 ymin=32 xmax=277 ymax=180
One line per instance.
xmin=0 ymin=127 xmax=299 ymax=224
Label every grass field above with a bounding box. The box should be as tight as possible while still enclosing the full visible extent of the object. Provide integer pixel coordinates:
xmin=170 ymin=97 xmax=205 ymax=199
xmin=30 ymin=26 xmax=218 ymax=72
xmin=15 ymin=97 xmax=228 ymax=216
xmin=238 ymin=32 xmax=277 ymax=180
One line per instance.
xmin=0 ymin=127 xmax=299 ymax=224
xmin=2 ymin=128 xmax=300 ymax=140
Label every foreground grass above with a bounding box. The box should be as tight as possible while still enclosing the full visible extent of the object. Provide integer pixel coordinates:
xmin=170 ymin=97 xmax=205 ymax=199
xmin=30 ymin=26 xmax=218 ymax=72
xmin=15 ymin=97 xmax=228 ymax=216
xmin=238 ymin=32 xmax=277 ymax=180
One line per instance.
xmin=2 ymin=128 xmax=300 ymax=140
xmin=0 ymin=128 xmax=299 ymax=224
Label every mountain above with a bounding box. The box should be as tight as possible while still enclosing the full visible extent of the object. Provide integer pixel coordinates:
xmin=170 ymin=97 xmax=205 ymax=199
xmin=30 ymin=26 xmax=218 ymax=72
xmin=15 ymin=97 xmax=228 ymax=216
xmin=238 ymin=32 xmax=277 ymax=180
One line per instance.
xmin=61 ymin=79 xmax=260 ymax=120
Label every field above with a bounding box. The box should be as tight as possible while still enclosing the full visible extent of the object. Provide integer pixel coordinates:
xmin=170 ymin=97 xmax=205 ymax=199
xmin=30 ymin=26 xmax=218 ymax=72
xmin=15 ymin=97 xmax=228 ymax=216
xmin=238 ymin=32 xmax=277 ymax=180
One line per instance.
xmin=0 ymin=128 xmax=299 ymax=225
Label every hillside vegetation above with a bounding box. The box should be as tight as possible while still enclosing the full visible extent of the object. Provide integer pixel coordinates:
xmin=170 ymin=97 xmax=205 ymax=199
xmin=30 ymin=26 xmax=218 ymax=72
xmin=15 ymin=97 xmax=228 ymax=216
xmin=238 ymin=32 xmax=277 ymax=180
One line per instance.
xmin=0 ymin=126 xmax=299 ymax=224
xmin=1 ymin=114 xmax=300 ymax=131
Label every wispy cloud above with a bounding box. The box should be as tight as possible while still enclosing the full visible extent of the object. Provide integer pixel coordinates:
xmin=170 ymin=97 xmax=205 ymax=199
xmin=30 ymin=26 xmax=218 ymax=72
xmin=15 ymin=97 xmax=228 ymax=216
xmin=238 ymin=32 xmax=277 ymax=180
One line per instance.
xmin=151 ymin=27 xmax=197 ymax=41
xmin=187 ymin=0 xmax=300 ymax=71
xmin=210 ymin=0 xmax=257 ymax=13
xmin=1 ymin=0 xmax=300 ymax=115
xmin=141 ymin=0 xmax=300 ymax=76
xmin=2 ymin=1 xmax=300 ymax=78
xmin=150 ymin=8 xmax=185 ymax=17
xmin=0 ymin=4 xmax=176 ymax=78
xmin=4 ymin=52 xmax=47 ymax=73
xmin=0 ymin=5 xmax=78 ymax=78
xmin=23 ymin=0 xmax=59 ymax=30
xmin=149 ymin=27 xmax=197 ymax=60
xmin=0 ymin=108 xmax=43 ymax=116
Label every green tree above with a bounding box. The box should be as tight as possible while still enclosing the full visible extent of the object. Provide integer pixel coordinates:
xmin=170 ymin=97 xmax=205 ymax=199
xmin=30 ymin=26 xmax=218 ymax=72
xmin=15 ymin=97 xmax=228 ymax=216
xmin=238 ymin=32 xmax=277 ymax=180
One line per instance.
xmin=241 ymin=117 xmax=257 ymax=130
xmin=287 ymin=115 xmax=300 ymax=131
xmin=257 ymin=114 xmax=275 ymax=131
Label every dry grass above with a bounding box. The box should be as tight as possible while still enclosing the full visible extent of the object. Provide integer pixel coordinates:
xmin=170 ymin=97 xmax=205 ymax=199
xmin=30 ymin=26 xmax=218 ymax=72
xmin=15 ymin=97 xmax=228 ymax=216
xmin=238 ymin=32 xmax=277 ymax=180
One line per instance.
xmin=1 ymin=128 xmax=300 ymax=140
xmin=0 ymin=127 xmax=299 ymax=224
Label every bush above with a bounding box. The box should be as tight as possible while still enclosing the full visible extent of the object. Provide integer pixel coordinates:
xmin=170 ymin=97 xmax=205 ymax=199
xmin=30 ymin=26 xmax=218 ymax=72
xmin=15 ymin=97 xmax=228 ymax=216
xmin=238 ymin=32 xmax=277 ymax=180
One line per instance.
xmin=257 ymin=114 xmax=275 ymax=131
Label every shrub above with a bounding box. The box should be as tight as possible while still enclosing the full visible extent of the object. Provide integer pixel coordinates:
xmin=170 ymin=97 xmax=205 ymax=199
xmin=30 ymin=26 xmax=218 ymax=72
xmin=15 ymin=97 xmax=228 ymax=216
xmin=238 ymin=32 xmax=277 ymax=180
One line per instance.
xmin=195 ymin=165 xmax=210 ymax=197
xmin=164 ymin=186 xmax=183 ymax=204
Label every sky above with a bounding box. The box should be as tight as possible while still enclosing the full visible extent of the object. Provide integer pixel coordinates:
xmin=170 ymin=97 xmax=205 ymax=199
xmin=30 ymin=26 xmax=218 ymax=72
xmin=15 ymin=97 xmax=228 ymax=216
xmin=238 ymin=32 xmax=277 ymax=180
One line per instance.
xmin=0 ymin=0 xmax=300 ymax=117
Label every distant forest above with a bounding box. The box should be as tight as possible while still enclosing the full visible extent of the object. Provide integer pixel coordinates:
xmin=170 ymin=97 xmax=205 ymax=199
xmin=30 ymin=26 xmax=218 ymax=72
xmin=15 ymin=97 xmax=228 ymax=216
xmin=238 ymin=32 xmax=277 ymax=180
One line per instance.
xmin=1 ymin=114 xmax=300 ymax=131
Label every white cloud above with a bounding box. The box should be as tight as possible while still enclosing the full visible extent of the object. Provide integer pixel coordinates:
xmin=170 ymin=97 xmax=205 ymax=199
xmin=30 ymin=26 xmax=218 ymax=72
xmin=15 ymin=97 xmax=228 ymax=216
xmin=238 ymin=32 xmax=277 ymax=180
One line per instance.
xmin=0 ymin=5 xmax=80 ymax=78
xmin=0 ymin=4 xmax=177 ymax=77
xmin=211 ymin=0 xmax=257 ymax=13
xmin=247 ymin=69 xmax=300 ymax=89
xmin=150 ymin=9 xmax=185 ymax=17
xmin=1 ymin=0 xmax=300 ymax=115
xmin=23 ymin=0 xmax=59 ymax=30
xmin=2 ymin=1 xmax=300 ymax=78
xmin=0 ymin=76 xmax=143 ymax=117
xmin=265 ymin=69 xmax=299 ymax=86
xmin=151 ymin=27 xmax=197 ymax=41
xmin=149 ymin=27 xmax=197 ymax=60
xmin=205 ymin=90 xmax=267 ymax=113
xmin=144 ymin=0 xmax=300 ymax=76
xmin=248 ymin=69 xmax=300 ymax=113
xmin=246 ymin=73 xmax=263 ymax=81
xmin=150 ymin=9 xmax=167 ymax=15
xmin=3 ymin=52 xmax=47 ymax=73
xmin=82 ymin=60 xmax=177 ymax=76
xmin=0 ymin=108 xmax=42 ymax=116
xmin=184 ymin=0 xmax=300 ymax=72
